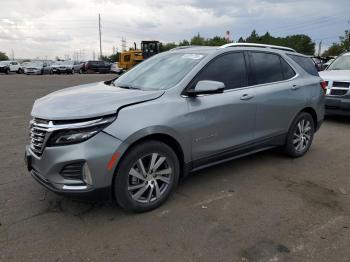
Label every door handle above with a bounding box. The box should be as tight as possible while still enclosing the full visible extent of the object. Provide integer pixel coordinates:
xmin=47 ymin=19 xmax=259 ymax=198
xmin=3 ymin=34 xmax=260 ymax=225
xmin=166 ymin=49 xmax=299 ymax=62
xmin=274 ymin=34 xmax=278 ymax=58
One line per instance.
xmin=291 ymin=84 xmax=300 ymax=90
xmin=240 ymin=93 xmax=255 ymax=101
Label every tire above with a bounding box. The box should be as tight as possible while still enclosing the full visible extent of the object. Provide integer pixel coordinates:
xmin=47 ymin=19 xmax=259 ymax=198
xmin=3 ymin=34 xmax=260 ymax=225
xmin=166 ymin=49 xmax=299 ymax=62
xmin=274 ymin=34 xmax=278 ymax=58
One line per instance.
xmin=285 ymin=112 xmax=315 ymax=158
xmin=5 ymin=68 xmax=9 ymax=75
xmin=114 ymin=140 xmax=180 ymax=212
xmin=79 ymin=68 xmax=83 ymax=74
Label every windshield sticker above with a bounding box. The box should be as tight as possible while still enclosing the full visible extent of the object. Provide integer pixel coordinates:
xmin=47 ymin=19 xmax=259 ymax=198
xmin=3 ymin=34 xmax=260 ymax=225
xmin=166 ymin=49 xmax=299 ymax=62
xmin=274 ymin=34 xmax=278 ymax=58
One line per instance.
xmin=181 ymin=54 xmax=203 ymax=60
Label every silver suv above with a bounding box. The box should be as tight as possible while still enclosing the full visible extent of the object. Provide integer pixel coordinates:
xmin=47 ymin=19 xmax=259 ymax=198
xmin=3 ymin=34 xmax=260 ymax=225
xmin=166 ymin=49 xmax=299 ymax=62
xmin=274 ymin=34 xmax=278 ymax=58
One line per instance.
xmin=25 ymin=44 xmax=325 ymax=212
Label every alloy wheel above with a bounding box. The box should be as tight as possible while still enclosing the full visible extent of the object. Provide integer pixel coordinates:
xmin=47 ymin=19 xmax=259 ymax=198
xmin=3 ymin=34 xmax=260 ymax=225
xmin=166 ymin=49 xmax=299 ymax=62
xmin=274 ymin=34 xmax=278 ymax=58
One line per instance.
xmin=127 ymin=153 xmax=172 ymax=204
xmin=293 ymin=119 xmax=312 ymax=152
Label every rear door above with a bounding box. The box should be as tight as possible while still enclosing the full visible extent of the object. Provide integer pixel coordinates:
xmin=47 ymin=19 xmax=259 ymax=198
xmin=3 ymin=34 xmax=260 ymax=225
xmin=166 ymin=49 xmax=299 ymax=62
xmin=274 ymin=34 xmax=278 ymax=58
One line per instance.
xmin=249 ymin=51 xmax=306 ymax=141
xmin=186 ymin=52 xmax=257 ymax=162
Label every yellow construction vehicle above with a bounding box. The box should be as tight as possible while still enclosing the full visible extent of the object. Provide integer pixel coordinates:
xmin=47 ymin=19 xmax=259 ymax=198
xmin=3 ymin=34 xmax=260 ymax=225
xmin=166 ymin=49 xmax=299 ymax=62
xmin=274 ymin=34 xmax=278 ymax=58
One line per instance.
xmin=118 ymin=41 xmax=160 ymax=71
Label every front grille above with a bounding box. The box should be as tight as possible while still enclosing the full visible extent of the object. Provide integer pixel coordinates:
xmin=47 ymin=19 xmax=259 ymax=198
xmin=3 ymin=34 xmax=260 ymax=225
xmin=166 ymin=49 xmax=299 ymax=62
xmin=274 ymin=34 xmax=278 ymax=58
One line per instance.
xmin=330 ymin=89 xmax=348 ymax=96
xmin=29 ymin=118 xmax=50 ymax=156
xmin=333 ymin=82 xmax=350 ymax=88
xmin=326 ymin=81 xmax=350 ymax=97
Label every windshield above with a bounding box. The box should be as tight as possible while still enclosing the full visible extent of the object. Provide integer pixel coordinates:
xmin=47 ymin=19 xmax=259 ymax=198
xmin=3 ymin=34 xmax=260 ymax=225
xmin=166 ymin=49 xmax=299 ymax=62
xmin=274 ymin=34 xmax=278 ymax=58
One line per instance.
xmin=0 ymin=61 xmax=10 ymax=65
xmin=28 ymin=61 xmax=43 ymax=67
xmin=328 ymin=55 xmax=350 ymax=70
xmin=62 ymin=60 xmax=73 ymax=65
xmin=114 ymin=52 xmax=205 ymax=90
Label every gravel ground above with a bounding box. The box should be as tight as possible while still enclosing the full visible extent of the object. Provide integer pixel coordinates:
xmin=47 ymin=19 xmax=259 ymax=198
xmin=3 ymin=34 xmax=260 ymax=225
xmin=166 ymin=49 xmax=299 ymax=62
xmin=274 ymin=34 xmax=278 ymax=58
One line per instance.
xmin=0 ymin=74 xmax=350 ymax=262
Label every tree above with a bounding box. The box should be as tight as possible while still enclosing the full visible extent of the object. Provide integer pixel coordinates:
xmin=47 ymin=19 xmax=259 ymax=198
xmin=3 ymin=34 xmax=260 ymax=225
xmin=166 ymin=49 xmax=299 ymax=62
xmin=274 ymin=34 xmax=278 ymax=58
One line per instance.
xmin=239 ymin=30 xmax=315 ymax=55
xmin=160 ymin=42 xmax=177 ymax=52
xmin=101 ymin=53 xmax=120 ymax=62
xmin=179 ymin=39 xmax=190 ymax=46
xmin=322 ymin=43 xmax=344 ymax=56
xmin=206 ymin=36 xmax=228 ymax=46
xmin=190 ymin=33 xmax=206 ymax=46
xmin=323 ymin=30 xmax=350 ymax=56
xmin=0 ymin=51 xmax=9 ymax=61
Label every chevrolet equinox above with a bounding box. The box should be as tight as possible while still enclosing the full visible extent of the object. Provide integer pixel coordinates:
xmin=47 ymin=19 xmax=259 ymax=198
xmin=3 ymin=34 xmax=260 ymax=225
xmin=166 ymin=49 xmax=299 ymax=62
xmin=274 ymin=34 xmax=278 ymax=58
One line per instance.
xmin=25 ymin=43 xmax=325 ymax=212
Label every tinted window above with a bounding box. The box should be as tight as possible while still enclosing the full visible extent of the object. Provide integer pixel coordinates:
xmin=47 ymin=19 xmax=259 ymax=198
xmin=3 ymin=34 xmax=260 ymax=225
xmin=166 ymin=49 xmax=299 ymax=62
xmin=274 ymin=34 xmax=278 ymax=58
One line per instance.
xmin=287 ymin=54 xmax=319 ymax=76
xmin=251 ymin=52 xmax=284 ymax=84
xmin=280 ymin=58 xmax=296 ymax=79
xmin=194 ymin=52 xmax=248 ymax=90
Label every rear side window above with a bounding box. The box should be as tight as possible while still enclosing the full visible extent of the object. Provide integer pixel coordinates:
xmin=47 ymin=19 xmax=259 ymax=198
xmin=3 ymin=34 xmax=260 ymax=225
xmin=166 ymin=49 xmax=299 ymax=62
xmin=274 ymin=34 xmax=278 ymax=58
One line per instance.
xmin=250 ymin=52 xmax=284 ymax=84
xmin=281 ymin=58 xmax=296 ymax=79
xmin=194 ymin=52 xmax=248 ymax=90
xmin=287 ymin=54 xmax=319 ymax=76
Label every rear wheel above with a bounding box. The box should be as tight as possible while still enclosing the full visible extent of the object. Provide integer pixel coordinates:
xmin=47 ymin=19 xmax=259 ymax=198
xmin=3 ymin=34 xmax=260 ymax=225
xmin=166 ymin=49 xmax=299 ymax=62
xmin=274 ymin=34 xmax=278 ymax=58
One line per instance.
xmin=285 ymin=112 xmax=315 ymax=158
xmin=5 ymin=68 xmax=9 ymax=74
xmin=114 ymin=140 xmax=180 ymax=212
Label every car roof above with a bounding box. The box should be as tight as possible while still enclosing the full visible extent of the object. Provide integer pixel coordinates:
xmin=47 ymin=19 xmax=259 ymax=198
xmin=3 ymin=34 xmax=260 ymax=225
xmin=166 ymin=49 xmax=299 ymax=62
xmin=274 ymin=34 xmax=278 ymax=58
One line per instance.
xmin=169 ymin=43 xmax=301 ymax=56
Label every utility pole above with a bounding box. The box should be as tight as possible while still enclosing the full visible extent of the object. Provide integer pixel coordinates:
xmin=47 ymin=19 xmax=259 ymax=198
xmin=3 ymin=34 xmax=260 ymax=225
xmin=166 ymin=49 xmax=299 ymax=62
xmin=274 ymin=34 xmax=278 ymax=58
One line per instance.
xmin=121 ymin=37 xmax=127 ymax=52
xmin=317 ymin=40 xmax=322 ymax=57
xmin=98 ymin=13 xmax=102 ymax=59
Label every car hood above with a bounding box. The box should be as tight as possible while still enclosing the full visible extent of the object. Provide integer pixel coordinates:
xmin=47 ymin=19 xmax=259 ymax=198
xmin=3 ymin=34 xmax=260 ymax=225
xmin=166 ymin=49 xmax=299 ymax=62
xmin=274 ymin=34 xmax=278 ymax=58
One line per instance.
xmin=31 ymin=81 xmax=165 ymax=120
xmin=319 ymin=70 xmax=350 ymax=81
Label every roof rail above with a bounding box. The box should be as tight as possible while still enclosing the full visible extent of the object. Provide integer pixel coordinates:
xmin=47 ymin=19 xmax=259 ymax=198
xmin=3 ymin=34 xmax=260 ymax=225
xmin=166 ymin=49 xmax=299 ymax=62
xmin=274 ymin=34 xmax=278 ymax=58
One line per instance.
xmin=170 ymin=46 xmax=199 ymax=51
xmin=218 ymin=43 xmax=296 ymax=52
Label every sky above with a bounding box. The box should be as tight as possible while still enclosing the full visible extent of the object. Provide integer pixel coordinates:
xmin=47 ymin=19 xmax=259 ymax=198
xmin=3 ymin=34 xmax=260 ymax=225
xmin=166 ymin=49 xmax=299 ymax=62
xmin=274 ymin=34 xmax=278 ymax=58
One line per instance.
xmin=0 ymin=0 xmax=349 ymax=60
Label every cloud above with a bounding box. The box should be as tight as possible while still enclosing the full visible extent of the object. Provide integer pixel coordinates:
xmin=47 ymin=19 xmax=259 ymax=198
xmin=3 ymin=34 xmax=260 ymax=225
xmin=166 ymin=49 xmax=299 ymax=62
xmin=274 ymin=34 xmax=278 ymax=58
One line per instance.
xmin=0 ymin=0 xmax=348 ymax=59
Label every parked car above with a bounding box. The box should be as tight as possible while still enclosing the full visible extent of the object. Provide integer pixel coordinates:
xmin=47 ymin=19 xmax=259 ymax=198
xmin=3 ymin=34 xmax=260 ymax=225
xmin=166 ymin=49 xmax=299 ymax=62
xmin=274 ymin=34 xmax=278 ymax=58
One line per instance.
xmin=319 ymin=52 xmax=350 ymax=115
xmin=323 ymin=58 xmax=335 ymax=69
xmin=0 ymin=60 xmax=22 ymax=74
xmin=21 ymin=61 xmax=31 ymax=73
xmin=110 ymin=62 xmax=123 ymax=74
xmin=25 ymin=44 xmax=325 ymax=212
xmin=24 ymin=61 xmax=52 ymax=75
xmin=52 ymin=61 xmax=81 ymax=74
xmin=83 ymin=60 xmax=111 ymax=73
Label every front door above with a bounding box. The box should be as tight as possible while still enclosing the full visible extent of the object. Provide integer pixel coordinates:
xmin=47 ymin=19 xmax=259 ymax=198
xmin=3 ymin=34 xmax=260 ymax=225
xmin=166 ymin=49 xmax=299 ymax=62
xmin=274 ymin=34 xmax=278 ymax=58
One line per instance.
xmin=186 ymin=52 xmax=256 ymax=162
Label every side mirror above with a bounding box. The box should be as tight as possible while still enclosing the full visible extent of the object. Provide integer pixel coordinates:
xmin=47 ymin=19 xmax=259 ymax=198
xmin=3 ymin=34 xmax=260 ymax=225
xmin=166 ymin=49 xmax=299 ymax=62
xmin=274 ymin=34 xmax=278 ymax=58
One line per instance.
xmin=187 ymin=80 xmax=225 ymax=97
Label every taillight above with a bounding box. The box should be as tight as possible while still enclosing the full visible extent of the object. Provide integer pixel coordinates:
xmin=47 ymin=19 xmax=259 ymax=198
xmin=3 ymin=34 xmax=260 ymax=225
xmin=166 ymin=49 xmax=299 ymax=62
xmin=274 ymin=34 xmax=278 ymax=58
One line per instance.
xmin=320 ymin=80 xmax=327 ymax=93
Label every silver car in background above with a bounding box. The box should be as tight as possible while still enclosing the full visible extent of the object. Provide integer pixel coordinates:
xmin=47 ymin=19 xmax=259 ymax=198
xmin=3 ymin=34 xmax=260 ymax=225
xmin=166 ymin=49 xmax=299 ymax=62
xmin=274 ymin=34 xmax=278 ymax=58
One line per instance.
xmin=319 ymin=52 xmax=350 ymax=115
xmin=25 ymin=44 xmax=325 ymax=212
xmin=52 ymin=60 xmax=82 ymax=74
xmin=24 ymin=61 xmax=52 ymax=75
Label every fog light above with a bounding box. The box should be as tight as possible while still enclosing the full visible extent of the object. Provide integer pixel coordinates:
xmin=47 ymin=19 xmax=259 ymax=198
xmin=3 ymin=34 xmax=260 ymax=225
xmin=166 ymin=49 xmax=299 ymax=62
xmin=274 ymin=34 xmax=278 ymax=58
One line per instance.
xmin=82 ymin=163 xmax=93 ymax=185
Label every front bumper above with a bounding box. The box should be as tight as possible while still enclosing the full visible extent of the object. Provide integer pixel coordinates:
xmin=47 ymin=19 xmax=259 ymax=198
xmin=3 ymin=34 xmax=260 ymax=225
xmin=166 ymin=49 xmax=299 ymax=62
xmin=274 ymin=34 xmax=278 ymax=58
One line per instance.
xmin=0 ymin=67 xmax=8 ymax=73
xmin=25 ymin=69 xmax=41 ymax=75
xmin=325 ymin=96 xmax=350 ymax=116
xmin=25 ymin=131 xmax=123 ymax=200
xmin=52 ymin=68 xmax=70 ymax=73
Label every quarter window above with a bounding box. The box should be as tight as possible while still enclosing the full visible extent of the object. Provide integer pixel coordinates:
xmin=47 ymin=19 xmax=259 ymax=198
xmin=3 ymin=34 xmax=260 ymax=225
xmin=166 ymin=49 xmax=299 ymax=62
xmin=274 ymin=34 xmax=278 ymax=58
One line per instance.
xmin=194 ymin=52 xmax=248 ymax=90
xmin=287 ymin=54 xmax=319 ymax=76
xmin=280 ymin=58 xmax=296 ymax=79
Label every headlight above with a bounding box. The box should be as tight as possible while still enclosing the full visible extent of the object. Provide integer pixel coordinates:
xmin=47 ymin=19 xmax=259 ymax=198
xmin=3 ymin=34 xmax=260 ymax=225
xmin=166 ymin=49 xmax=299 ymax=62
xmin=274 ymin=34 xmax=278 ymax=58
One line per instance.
xmin=47 ymin=115 xmax=115 ymax=146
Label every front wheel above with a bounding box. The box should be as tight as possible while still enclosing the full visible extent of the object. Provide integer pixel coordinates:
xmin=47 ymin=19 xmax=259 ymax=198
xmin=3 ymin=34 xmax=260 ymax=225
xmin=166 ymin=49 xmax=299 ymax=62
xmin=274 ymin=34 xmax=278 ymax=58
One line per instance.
xmin=285 ymin=112 xmax=315 ymax=158
xmin=114 ymin=140 xmax=180 ymax=212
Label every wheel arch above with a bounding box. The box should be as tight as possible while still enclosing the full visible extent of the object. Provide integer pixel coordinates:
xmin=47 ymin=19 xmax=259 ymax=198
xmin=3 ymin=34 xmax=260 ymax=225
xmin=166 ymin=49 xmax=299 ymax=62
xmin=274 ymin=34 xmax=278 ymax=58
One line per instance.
xmin=300 ymin=107 xmax=318 ymax=129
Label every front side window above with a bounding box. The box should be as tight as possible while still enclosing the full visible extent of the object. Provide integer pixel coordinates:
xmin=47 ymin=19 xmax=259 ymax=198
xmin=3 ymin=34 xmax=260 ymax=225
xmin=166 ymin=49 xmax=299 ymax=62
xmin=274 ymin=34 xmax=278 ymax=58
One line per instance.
xmin=193 ymin=52 xmax=248 ymax=90
xmin=250 ymin=52 xmax=284 ymax=84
